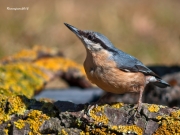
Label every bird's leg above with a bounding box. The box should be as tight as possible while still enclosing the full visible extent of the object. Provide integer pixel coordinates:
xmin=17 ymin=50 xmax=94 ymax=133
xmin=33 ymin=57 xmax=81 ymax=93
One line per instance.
xmin=137 ymin=87 xmax=144 ymax=112
xmin=128 ymin=87 xmax=144 ymax=124
xmin=131 ymin=87 xmax=144 ymax=118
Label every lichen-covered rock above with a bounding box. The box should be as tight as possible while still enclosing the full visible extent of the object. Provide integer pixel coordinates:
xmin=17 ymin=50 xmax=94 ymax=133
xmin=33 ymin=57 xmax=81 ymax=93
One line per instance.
xmin=0 ymin=93 xmax=180 ymax=135
xmin=0 ymin=90 xmax=57 ymax=134
xmin=0 ymin=63 xmax=49 ymax=98
xmin=0 ymin=46 xmax=92 ymax=98
xmin=54 ymin=101 xmax=180 ymax=135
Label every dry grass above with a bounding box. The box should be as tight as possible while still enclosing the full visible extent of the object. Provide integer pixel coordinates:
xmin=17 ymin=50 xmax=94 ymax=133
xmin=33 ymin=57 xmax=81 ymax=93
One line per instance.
xmin=0 ymin=0 xmax=180 ymax=65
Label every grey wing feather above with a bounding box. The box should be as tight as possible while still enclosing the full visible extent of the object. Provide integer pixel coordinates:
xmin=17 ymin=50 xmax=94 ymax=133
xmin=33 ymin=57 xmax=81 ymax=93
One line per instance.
xmin=113 ymin=50 xmax=160 ymax=78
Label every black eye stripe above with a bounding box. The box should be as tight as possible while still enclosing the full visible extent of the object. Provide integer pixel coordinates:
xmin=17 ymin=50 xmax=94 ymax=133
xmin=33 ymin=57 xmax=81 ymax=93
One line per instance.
xmin=80 ymin=31 xmax=116 ymax=52
xmin=79 ymin=31 xmax=95 ymax=40
xmin=96 ymin=38 xmax=116 ymax=52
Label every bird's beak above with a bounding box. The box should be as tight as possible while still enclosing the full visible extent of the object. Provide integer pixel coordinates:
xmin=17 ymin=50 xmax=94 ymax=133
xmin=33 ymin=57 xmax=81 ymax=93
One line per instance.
xmin=64 ymin=23 xmax=81 ymax=38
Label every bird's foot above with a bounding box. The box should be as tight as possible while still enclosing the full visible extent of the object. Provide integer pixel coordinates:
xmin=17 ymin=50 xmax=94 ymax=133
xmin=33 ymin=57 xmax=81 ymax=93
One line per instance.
xmin=133 ymin=103 xmax=142 ymax=116
xmin=127 ymin=104 xmax=142 ymax=124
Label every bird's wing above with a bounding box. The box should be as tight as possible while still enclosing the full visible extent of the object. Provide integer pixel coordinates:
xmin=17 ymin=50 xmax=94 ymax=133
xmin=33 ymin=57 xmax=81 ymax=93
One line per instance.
xmin=113 ymin=50 xmax=160 ymax=78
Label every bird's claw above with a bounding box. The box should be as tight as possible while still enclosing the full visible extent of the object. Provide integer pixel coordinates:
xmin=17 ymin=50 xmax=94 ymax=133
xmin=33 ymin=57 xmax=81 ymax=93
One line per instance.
xmin=86 ymin=104 xmax=98 ymax=117
xmin=127 ymin=104 xmax=142 ymax=124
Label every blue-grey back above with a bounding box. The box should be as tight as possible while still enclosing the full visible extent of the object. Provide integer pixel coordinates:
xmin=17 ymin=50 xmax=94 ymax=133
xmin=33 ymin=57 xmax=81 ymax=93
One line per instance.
xmin=112 ymin=48 xmax=160 ymax=78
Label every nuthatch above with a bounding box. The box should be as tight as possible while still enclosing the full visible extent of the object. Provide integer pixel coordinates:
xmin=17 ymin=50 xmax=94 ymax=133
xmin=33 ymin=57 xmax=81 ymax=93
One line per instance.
xmin=64 ymin=23 xmax=170 ymax=112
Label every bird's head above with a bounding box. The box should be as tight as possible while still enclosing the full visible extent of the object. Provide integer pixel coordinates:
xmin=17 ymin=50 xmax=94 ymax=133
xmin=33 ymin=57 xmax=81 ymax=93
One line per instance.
xmin=64 ymin=23 xmax=116 ymax=53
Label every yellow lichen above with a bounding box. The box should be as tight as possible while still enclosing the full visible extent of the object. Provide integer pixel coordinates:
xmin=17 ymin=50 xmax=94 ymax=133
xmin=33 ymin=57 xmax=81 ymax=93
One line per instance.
xmin=148 ymin=104 xmax=160 ymax=113
xmin=0 ymin=90 xmax=26 ymax=124
xmin=80 ymin=131 xmax=85 ymax=135
xmin=154 ymin=110 xmax=180 ymax=134
xmin=14 ymin=119 xmax=25 ymax=129
xmin=111 ymin=102 xmax=124 ymax=109
xmin=26 ymin=110 xmax=49 ymax=134
xmin=89 ymin=104 xmax=109 ymax=125
xmin=2 ymin=106 xmax=49 ymax=134
xmin=61 ymin=129 xmax=69 ymax=135
xmin=7 ymin=96 xmax=26 ymax=115
xmin=110 ymin=125 xmax=143 ymax=135
xmin=28 ymin=131 xmax=34 ymax=135
xmin=3 ymin=129 xmax=8 ymax=135
xmin=0 ymin=63 xmax=49 ymax=98
xmin=0 ymin=46 xmax=88 ymax=99
xmin=171 ymin=110 xmax=180 ymax=118
xmin=0 ymin=113 xmax=10 ymax=124
xmin=91 ymin=127 xmax=107 ymax=135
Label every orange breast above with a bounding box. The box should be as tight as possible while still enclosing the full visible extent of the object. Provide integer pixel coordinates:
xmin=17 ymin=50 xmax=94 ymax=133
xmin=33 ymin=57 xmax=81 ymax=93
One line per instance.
xmin=84 ymin=50 xmax=146 ymax=94
xmin=87 ymin=67 xmax=145 ymax=94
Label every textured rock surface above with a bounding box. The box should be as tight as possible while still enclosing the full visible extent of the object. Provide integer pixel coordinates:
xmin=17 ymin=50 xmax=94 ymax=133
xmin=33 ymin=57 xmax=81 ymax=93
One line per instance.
xmin=0 ymin=93 xmax=180 ymax=135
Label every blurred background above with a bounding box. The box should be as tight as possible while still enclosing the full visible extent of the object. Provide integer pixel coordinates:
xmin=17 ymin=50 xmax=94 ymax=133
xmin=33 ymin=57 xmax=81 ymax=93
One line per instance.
xmin=0 ymin=0 xmax=180 ymax=105
xmin=0 ymin=0 xmax=180 ymax=65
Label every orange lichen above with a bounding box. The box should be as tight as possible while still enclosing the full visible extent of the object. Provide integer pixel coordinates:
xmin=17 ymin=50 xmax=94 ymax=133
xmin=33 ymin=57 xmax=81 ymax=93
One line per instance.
xmin=148 ymin=104 xmax=160 ymax=113
xmin=89 ymin=104 xmax=109 ymax=125
xmin=0 ymin=45 xmax=60 ymax=63
xmin=34 ymin=57 xmax=85 ymax=75
xmin=110 ymin=125 xmax=143 ymax=135
xmin=154 ymin=110 xmax=180 ymax=134
xmin=12 ymin=49 xmax=38 ymax=61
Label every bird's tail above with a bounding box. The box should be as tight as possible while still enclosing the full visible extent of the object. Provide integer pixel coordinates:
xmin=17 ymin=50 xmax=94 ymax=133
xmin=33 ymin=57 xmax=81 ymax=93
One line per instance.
xmin=152 ymin=78 xmax=170 ymax=88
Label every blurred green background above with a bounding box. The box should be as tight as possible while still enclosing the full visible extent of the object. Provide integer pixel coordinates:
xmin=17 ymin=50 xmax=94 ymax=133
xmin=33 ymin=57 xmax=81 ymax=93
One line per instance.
xmin=0 ymin=0 xmax=180 ymax=65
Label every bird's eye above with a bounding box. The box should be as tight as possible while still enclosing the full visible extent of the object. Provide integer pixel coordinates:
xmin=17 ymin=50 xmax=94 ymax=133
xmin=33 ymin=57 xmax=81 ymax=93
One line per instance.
xmin=87 ymin=35 xmax=93 ymax=40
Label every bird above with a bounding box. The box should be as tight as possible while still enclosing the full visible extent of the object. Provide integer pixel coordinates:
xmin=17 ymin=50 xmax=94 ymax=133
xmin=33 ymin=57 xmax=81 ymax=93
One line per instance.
xmin=64 ymin=23 xmax=170 ymax=112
